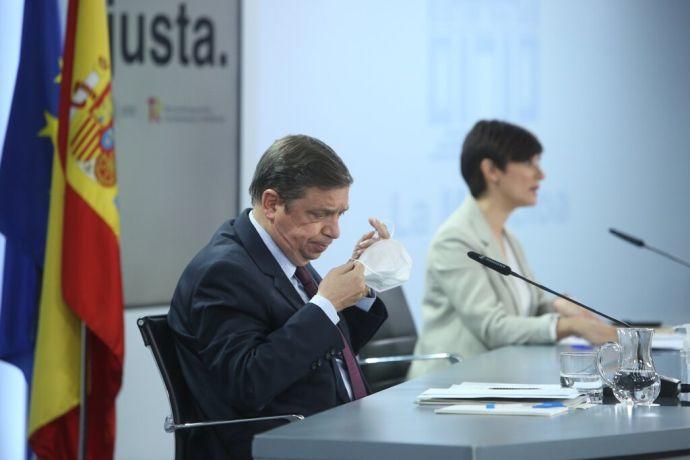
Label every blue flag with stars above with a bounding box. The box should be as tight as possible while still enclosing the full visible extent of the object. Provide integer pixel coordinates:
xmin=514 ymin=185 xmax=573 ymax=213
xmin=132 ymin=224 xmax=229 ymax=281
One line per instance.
xmin=0 ymin=0 xmax=62 ymax=384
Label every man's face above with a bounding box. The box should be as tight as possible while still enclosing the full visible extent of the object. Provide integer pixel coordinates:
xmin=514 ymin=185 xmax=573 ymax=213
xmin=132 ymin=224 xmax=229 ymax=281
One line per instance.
xmin=267 ymin=186 xmax=349 ymax=266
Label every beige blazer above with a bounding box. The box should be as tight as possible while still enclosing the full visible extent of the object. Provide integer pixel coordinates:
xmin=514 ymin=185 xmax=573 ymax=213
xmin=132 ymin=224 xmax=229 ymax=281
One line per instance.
xmin=408 ymin=196 xmax=558 ymax=378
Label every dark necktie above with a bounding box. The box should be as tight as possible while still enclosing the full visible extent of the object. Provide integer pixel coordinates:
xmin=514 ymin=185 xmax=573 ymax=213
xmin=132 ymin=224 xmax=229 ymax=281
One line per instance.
xmin=294 ymin=265 xmax=368 ymax=400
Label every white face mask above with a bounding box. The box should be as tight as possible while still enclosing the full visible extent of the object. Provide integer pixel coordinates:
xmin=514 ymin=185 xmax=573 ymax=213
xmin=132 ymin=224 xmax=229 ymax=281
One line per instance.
xmin=357 ymin=238 xmax=412 ymax=292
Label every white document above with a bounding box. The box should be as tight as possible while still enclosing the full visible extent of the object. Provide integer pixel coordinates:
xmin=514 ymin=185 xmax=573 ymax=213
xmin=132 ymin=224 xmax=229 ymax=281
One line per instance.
xmin=652 ymin=333 xmax=685 ymax=350
xmin=417 ymin=382 xmax=582 ymax=402
xmin=435 ymin=403 xmax=569 ymax=417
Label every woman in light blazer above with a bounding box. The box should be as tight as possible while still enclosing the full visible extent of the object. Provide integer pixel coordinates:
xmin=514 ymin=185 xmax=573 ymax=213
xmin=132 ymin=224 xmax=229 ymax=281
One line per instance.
xmin=409 ymin=120 xmax=616 ymax=378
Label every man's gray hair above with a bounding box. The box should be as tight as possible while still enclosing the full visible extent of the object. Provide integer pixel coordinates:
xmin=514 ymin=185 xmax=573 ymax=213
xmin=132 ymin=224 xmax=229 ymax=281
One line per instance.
xmin=249 ymin=135 xmax=353 ymax=206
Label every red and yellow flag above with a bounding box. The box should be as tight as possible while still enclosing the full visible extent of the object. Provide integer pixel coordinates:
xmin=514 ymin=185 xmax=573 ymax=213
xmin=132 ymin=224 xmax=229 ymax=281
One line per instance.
xmin=29 ymin=0 xmax=124 ymax=458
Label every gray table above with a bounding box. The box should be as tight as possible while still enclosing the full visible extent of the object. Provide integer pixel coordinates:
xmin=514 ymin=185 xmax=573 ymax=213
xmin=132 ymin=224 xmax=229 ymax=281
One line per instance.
xmin=253 ymin=345 xmax=690 ymax=460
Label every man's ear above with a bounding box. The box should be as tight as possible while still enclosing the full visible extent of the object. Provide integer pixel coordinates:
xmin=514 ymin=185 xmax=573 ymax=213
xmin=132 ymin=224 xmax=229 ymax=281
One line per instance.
xmin=261 ymin=189 xmax=282 ymax=222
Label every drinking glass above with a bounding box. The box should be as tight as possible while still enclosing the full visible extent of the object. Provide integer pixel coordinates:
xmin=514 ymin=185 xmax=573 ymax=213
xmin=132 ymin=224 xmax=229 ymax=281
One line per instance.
xmin=560 ymin=351 xmax=603 ymax=404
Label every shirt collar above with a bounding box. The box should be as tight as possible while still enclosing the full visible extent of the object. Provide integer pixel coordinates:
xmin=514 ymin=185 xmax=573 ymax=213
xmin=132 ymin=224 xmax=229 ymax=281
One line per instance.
xmin=249 ymin=209 xmax=297 ymax=279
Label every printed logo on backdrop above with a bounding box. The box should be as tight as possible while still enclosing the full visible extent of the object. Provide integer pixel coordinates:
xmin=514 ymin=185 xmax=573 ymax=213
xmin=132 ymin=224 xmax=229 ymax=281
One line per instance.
xmin=147 ymin=97 xmax=161 ymax=122
xmin=394 ymin=0 xmax=569 ymax=234
xmin=428 ymin=0 xmax=539 ymax=125
xmin=144 ymin=96 xmax=226 ymax=124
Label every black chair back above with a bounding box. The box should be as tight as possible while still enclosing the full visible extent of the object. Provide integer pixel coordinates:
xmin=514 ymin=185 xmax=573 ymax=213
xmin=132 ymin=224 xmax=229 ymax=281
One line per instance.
xmin=358 ymin=287 xmax=418 ymax=392
xmin=138 ymin=314 xmax=196 ymax=460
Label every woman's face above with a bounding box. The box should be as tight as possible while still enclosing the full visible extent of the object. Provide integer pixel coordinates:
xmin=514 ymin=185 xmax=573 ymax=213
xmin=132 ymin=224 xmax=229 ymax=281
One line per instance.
xmin=493 ymin=155 xmax=545 ymax=208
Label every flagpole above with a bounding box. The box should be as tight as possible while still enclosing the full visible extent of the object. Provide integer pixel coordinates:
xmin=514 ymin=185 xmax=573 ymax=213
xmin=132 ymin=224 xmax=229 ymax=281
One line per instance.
xmin=78 ymin=321 xmax=89 ymax=460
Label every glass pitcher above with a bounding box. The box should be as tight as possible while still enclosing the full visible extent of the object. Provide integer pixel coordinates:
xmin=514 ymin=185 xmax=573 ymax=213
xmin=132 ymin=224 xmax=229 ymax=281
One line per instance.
xmin=596 ymin=328 xmax=661 ymax=405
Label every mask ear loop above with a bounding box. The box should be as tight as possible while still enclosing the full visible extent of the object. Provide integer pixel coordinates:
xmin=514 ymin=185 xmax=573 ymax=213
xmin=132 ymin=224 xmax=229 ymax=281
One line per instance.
xmin=350 ymin=256 xmax=378 ymax=275
xmin=352 ymin=258 xmax=374 ymax=272
xmin=352 ymin=258 xmax=382 ymax=293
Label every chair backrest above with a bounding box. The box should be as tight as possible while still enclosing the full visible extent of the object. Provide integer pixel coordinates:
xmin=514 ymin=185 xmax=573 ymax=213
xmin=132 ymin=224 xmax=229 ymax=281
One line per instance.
xmin=358 ymin=287 xmax=418 ymax=392
xmin=137 ymin=314 xmax=197 ymax=460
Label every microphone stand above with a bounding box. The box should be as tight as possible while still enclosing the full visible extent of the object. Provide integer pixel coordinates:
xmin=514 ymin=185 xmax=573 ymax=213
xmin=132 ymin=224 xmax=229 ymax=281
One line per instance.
xmin=467 ymin=251 xmax=630 ymax=327
xmin=508 ymin=271 xmax=630 ymax=328
xmin=610 ymin=228 xmax=690 ymax=269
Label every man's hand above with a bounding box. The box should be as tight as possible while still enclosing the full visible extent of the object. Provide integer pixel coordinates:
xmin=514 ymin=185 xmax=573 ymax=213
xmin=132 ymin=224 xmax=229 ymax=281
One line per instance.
xmin=557 ymin=316 xmax=618 ymax=344
xmin=352 ymin=217 xmax=391 ymax=259
xmin=317 ymin=261 xmax=368 ymax=311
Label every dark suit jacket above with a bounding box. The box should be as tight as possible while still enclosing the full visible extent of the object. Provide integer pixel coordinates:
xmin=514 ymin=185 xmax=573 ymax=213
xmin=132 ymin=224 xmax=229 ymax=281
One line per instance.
xmin=168 ymin=209 xmax=388 ymax=459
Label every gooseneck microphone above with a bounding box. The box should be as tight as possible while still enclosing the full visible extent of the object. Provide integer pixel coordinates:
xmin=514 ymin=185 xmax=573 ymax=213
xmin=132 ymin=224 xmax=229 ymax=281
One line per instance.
xmin=609 ymin=228 xmax=690 ymax=269
xmin=467 ymin=251 xmax=630 ymax=327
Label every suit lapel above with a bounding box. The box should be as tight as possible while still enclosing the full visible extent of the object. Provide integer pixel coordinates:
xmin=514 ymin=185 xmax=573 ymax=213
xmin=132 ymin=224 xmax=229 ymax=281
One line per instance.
xmin=273 ymin=276 xmax=304 ymax=311
xmin=234 ymin=209 xmax=304 ymax=311
xmin=504 ymin=230 xmax=540 ymax=314
xmin=464 ymin=198 xmax=520 ymax=315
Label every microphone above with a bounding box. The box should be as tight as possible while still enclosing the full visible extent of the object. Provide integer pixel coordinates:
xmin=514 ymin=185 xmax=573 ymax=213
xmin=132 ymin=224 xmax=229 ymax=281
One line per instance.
xmin=609 ymin=228 xmax=690 ymax=269
xmin=609 ymin=228 xmax=643 ymax=247
xmin=467 ymin=251 xmax=511 ymax=275
xmin=466 ymin=251 xmax=630 ymax=327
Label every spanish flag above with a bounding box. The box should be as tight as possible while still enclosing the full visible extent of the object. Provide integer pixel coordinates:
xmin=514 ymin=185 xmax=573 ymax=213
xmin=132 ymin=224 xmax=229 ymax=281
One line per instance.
xmin=28 ymin=0 xmax=124 ymax=458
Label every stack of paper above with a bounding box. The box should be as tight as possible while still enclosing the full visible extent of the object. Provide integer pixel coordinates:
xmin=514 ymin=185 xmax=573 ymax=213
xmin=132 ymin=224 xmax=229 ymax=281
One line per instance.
xmin=417 ymin=382 xmax=589 ymax=416
xmin=417 ymin=382 xmax=584 ymax=404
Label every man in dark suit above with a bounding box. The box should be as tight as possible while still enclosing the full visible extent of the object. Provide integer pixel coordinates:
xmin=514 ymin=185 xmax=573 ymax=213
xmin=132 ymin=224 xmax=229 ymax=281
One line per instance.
xmin=168 ymin=134 xmax=389 ymax=459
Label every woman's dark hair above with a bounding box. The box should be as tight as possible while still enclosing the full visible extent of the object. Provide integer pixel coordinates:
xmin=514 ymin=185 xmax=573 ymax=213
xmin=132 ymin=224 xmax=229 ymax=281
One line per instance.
xmin=249 ymin=134 xmax=353 ymax=206
xmin=460 ymin=120 xmax=542 ymax=198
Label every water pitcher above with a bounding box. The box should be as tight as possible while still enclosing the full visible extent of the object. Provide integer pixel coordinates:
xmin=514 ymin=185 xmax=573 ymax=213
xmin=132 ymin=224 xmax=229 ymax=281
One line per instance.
xmin=596 ymin=328 xmax=660 ymax=405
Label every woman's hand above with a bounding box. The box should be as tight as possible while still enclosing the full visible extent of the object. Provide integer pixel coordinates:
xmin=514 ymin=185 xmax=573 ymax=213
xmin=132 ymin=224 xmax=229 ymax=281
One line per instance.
xmin=553 ymin=297 xmax=601 ymax=321
xmin=557 ymin=316 xmax=618 ymax=345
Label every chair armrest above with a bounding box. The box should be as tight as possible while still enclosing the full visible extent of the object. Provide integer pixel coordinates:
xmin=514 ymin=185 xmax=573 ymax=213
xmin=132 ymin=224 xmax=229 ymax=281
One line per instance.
xmin=357 ymin=352 xmax=461 ymax=366
xmin=164 ymin=414 xmax=304 ymax=433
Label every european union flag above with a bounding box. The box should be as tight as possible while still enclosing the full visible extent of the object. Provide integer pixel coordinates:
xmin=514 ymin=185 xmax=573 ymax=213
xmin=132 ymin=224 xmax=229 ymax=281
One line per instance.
xmin=0 ymin=0 xmax=62 ymax=383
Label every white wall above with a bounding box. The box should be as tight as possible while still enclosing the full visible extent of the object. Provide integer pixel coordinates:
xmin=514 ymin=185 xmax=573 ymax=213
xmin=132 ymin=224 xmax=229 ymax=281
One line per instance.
xmin=0 ymin=361 xmax=26 ymax=460
xmin=242 ymin=0 xmax=690 ymax=327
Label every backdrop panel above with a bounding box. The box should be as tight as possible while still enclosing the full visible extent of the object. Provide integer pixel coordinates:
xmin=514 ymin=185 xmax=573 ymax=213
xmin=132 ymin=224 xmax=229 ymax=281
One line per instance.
xmin=110 ymin=0 xmax=240 ymax=306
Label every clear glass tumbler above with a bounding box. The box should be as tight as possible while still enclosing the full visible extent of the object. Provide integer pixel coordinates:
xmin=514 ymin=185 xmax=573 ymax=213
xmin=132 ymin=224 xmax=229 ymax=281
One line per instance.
xmin=560 ymin=351 xmax=603 ymax=404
